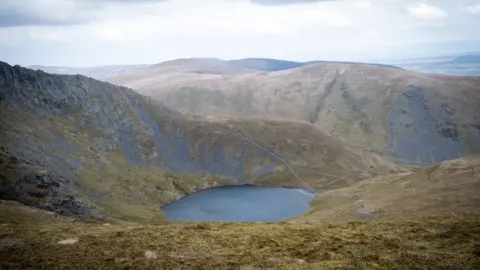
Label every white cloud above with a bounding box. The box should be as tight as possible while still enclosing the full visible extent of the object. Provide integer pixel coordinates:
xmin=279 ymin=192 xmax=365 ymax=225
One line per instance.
xmin=353 ymin=0 xmax=372 ymax=9
xmin=0 ymin=0 xmax=164 ymax=26
xmin=0 ymin=0 xmax=98 ymax=26
xmin=407 ymin=3 xmax=448 ymax=21
xmin=28 ymin=29 xmax=71 ymax=42
xmin=462 ymin=4 xmax=480 ymax=14
xmin=0 ymin=0 xmax=479 ymax=66
xmin=92 ymin=0 xmax=352 ymax=41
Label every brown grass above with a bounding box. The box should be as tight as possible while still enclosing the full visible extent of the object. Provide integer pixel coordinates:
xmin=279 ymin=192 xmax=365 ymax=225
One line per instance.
xmin=76 ymin=150 xmax=235 ymax=223
xmin=299 ymin=155 xmax=480 ymax=223
xmin=0 ymin=210 xmax=479 ymax=269
xmin=1 ymin=156 xmax=480 ymax=269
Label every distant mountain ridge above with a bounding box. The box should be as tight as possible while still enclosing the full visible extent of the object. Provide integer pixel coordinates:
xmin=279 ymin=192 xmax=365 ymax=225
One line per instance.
xmin=448 ymin=55 xmax=480 ymax=64
xmin=29 ymin=58 xmax=402 ymax=79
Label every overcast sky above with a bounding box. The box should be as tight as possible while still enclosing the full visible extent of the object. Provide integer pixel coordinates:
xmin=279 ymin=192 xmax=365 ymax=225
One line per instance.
xmin=1 ymin=0 xmax=479 ymax=66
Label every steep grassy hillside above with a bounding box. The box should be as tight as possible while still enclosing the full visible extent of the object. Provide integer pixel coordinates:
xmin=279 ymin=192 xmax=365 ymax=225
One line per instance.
xmin=198 ymin=116 xmax=404 ymax=188
xmin=109 ymin=62 xmax=480 ymax=166
xmin=0 ymin=61 xmax=399 ymax=221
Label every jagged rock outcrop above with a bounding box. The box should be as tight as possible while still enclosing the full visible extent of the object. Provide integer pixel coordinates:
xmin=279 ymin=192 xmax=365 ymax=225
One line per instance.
xmin=0 ymin=61 xmax=401 ymax=220
xmin=108 ymin=62 xmax=480 ymax=166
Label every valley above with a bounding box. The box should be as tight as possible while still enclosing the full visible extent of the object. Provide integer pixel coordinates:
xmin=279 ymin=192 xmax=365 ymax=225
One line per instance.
xmin=0 ymin=61 xmax=400 ymax=222
xmin=2 ymin=0 xmax=480 ymax=267
xmin=1 ymin=59 xmax=479 ymax=269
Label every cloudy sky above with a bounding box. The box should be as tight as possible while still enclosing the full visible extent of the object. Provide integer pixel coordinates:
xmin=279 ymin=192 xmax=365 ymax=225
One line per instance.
xmin=1 ymin=0 xmax=479 ymax=66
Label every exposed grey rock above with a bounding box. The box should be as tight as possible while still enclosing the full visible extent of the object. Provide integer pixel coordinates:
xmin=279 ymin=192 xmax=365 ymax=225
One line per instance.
xmin=0 ymin=152 xmax=105 ymax=219
xmin=387 ymin=86 xmax=473 ymax=165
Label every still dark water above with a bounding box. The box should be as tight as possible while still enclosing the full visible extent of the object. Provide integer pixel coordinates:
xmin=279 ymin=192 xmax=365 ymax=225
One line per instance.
xmin=161 ymin=185 xmax=315 ymax=222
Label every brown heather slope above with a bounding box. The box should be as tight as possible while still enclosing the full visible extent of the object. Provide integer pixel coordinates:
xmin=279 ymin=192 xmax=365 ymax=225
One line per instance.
xmin=297 ymin=155 xmax=480 ymax=223
xmin=1 ymin=212 xmax=479 ymax=269
xmin=0 ymin=61 xmax=400 ymax=222
xmin=108 ymin=62 xmax=480 ymax=166
xmin=1 ymin=156 xmax=480 ymax=269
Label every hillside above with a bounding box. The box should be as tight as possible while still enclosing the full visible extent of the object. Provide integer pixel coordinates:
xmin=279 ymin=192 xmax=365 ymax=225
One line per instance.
xmin=298 ymin=155 xmax=480 ymax=223
xmin=0 ymin=61 xmax=400 ymax=221
xmin=1 ymin=155 xmax=479 ymax=269
xmin=108 ymin=62 xmax=480 ymax=166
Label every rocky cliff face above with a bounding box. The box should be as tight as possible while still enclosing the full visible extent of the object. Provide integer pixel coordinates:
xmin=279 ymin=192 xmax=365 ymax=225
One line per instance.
xmin=0 ymin=61 xmax=400 ymax=221
xmin=109 ymin=63 xmax=480 ymax=166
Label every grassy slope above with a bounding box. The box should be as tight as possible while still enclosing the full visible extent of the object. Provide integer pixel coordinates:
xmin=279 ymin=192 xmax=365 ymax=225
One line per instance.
xmin=0 ymin=206 xmax=479 ymax=269
xmin=201 ymin=117 xmax=405 ymax=189
xmin=1 ymin=156 xmax=480 ymax=269
xmin=76 ymin=151 xmax=235 ymax=223
xmin=0 ymin=200 xmax=77 ymax=223
xmin=298 ymin=155 xmax=480 ymax=223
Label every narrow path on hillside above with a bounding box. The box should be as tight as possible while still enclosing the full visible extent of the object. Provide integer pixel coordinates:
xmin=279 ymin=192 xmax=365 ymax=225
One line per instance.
xmin=211 ymin=123 xmax=307 ymax=186
xmin=317 ymin=173 xmax=351 ymax=189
